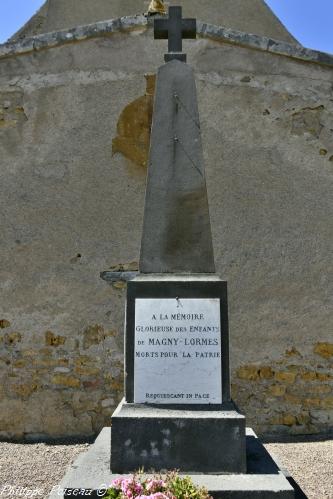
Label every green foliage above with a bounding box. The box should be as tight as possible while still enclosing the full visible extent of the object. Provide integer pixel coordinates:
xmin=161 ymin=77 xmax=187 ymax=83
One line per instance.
xmin=104 ymin=487 xmax=122 ymax=499
xmin=167 ymin=473 xmax=210 ymax=499
xmin=103 ymin=488 xmax=122 ymax=499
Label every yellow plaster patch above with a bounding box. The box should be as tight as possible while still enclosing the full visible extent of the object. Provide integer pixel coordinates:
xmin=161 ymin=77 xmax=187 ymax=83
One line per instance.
xmin=285 ymin=347 xmax=301 ymax=357
xmin=12 ymin=383 xmax=38 ymax=398
xmin=314 ymin=342 xmax=333 ymax=359
xmin=45 ymin=331 xmax=66 ymax=347
xmin=52 ymin=374 xmax=80 ymax=388
xmin=274 ymin=371 xmax=297 ymax=384
xmin=236 ymin=366 xmax=259 ymax=381
xmin=259 ymin=366 xmax=274 ymax=379
xmin=112 ymin=74 xmax=156 ymax=168
xmin=0 ymin=319 xmax=11 ymax=329
xmin=4 ymin=332 xmax=22 ymax=346
xmin=270 ymin=413 xmax=297 ymax=426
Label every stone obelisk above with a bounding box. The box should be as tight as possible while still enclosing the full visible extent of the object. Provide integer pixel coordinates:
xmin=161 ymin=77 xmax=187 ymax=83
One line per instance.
xmin=140 ymin=7 xmax=215 ymax=273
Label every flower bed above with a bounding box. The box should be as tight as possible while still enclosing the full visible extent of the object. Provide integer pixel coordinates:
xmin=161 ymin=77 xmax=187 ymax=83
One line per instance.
xmin=104 ymin=472 xmax=212 ymax=499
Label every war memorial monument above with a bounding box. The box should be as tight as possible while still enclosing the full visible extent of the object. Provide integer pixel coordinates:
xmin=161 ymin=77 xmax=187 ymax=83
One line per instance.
xmin=49 ymin=6 xmax=301 ymax=498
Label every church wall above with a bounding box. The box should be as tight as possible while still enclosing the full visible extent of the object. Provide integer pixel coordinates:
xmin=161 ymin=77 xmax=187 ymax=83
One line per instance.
xmin=0 ymin=30 xmax=332 ymax=439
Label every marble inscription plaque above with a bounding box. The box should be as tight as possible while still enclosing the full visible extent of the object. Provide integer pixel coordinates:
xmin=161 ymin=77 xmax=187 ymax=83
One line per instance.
xmin=134 ymin=298 xmax=222 ymax=404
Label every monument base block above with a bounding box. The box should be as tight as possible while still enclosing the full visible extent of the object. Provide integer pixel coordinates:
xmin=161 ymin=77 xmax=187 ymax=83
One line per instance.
xmin=48 ymin=427 xmax=297 ymax=499
xmin=110 ymin=399 xmax=246 ymax=473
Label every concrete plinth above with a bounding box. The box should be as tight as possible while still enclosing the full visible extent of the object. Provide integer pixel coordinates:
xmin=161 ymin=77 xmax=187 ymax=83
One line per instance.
xmin=48 ymin=427 xmax=296 ymax=499
xmin=110 ymin=399 xmax=246 ymax=473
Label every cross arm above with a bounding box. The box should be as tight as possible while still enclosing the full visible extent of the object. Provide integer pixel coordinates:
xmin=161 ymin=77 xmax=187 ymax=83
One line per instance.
xmin=154 ymin=18 xmax=197 ymax=40
xmin=154 ymin=18 xmax=169 ymax=39
xmin=181 ymin=19 xmax=197 ymax=39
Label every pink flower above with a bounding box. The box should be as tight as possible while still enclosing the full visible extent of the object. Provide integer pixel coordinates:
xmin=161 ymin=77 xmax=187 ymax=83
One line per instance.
xmin=121 ymin=477 xmax=144 ymax=498
xmin=137 ymin=494 xmax=171 ymax=499
xmin=151 ymin=493 xmax=172 ymax=499
xmin=109 ymin=477 xmax=173 ymax=499
xmin=146 ymin=480 xmax=166 ymax=493
xmin=111 ymin=478 xmax=123 ymax=489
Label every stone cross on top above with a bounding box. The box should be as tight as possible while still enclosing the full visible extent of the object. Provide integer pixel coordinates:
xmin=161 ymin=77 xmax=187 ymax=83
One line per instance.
xmin=154 ymin=6 xmax=196 ymax=63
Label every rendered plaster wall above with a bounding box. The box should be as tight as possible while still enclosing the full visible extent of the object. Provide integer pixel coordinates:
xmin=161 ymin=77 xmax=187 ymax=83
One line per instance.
xmin=10 ymin=0 xmax=297 ymax=44
xmin=0 ymin=29 xmax=332 ymax=439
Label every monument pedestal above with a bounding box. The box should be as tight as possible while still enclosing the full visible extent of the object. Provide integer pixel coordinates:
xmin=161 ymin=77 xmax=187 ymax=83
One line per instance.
xmin=111 ymin=399 xmax=246 ymax=473
xmin=48 ymin=427 xmax=296 ymax=499
xmin=111 ymin=274 xmax=249 ymax=474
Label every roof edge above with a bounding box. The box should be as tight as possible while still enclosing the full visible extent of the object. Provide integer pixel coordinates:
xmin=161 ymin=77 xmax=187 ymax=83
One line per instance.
xmin=1 ymin=15 xmax=332 ymax=68
xmin=262 ymin=0 xmax=298 ymax=44
xmin=9 ymin=0 xmax=50 ymax=42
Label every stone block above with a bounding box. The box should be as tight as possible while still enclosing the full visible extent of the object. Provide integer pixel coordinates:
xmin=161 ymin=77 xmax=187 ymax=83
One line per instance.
xmin=110 ymin=399 xmax=246 ymax=473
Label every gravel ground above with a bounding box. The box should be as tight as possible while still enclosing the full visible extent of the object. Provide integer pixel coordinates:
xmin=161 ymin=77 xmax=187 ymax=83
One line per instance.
xmin=264 ymin=440 xmax=333 ymax=499
xmin=0 ymin=442 xmax=88 ymax=498
xmin=0 ymin=439 xmax=332 ymax=499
